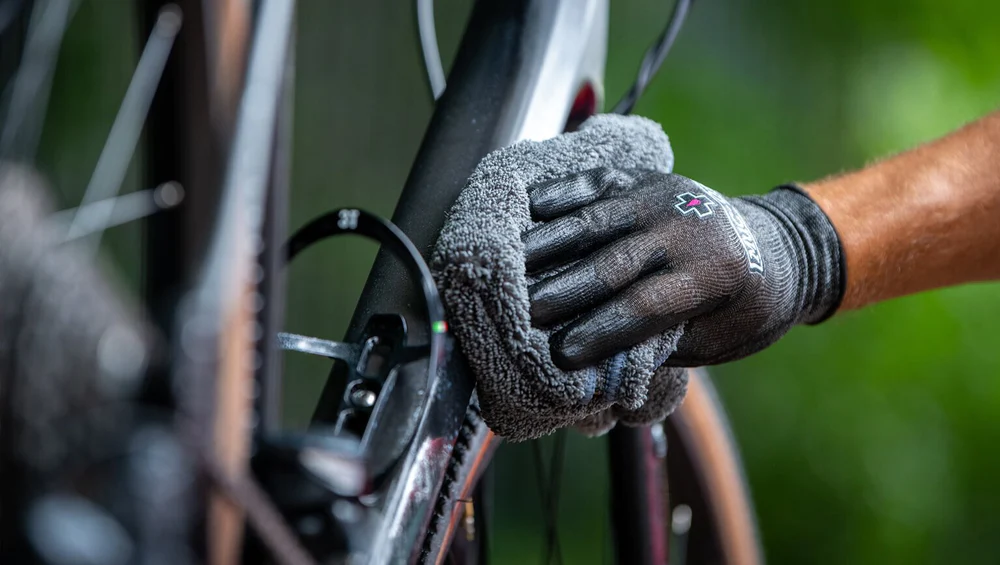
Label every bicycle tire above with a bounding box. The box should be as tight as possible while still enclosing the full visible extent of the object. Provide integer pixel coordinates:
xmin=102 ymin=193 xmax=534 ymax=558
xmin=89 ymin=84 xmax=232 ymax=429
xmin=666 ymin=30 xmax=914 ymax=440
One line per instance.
xmin=426 ymin=370 xmax=763 ymax=565
xmin=667 ymin=370 xmax=763 ymax=565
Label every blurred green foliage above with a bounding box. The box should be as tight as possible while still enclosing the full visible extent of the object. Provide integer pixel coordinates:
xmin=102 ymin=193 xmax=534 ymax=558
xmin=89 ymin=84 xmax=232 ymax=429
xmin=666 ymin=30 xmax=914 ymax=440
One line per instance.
xmin=35 ymin=1 xmax=1000 ymax=563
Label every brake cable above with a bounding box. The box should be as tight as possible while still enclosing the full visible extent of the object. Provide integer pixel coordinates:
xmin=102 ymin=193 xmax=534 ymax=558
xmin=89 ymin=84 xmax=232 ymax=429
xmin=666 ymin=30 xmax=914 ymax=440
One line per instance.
xmin=612 ymin=0 xmax=693 ymax=115
xmin=416 ymin=0 xmax=446 ymax=100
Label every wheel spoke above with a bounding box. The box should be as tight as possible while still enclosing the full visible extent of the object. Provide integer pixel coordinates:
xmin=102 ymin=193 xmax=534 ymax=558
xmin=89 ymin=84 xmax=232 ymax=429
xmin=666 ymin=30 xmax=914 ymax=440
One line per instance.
xmin=670 ymin=504 xmax=693 ymax=565
xmin=1 ymin=0 xmax=77 ymax=162
xmin=51 ymin=182 xmax=184 ymax=240
xmin=603 ymin=483 xmax=612 ymax=565
xmin=67 ymin=5 xmax=181 ymax=253
xmin=545 ymin=431 xmax=566 ymax=565
xmin=533 ymin=432 xmax=567 ymax=565
xmin=531 ymin=440 xmax=548 ymax=561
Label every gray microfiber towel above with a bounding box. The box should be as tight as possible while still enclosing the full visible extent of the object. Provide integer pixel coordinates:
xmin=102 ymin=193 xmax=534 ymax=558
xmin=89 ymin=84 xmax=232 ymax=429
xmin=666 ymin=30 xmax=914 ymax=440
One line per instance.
xmin=431 ymin=114 xmax=688 ymax=442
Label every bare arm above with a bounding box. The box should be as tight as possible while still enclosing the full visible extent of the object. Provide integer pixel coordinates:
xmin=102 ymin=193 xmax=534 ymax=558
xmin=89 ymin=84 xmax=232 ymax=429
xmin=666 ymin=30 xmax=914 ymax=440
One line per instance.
xmin=805 ymin=111 xmax=1000 ymax=311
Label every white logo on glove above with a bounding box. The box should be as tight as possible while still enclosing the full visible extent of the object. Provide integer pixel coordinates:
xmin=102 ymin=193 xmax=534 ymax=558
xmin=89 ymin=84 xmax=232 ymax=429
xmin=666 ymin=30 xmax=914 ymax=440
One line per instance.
xmin=674 ymin=192 xmax=717 ymax=218
xmin=688 ymin=184 xmax=765 ymax=275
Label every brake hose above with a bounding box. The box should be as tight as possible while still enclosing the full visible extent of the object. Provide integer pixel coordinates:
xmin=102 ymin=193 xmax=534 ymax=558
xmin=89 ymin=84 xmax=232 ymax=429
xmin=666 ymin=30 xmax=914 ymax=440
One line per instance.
xmin=612 ymin=0 xmax=693 ymax=115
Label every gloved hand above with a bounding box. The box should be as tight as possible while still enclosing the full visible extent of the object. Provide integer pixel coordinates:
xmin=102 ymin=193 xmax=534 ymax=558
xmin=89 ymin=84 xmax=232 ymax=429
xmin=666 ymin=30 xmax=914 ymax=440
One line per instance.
xmin=523 ymin=168 xmax=845 ymax=369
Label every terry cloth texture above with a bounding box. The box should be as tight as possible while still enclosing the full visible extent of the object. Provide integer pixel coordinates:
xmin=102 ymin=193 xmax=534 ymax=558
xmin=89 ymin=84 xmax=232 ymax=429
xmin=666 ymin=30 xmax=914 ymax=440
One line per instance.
xmin=431 ymin=114 xmax=688 ymax=441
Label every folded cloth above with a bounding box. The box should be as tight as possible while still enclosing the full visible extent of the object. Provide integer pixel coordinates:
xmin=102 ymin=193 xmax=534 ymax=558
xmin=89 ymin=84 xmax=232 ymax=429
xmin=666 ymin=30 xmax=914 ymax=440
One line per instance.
xmin=431 ymin=114 xmax=688 ymax=441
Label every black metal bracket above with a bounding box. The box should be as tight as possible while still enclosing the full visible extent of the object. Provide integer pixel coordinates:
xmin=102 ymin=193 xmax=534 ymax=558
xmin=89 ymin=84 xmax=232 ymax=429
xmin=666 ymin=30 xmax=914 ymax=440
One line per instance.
xmin=276 ymin=208 xmax=449 ymax=468
xmin=248 ymin=208 xmax=453 ymax=562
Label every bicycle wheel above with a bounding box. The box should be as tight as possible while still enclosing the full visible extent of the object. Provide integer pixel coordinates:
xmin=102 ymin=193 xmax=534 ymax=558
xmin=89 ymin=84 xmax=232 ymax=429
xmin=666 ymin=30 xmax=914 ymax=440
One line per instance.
xmin=424 ymin=370 xmax=763 ymax=565
xmin=665 ymin=370 xmax=763 ymax=565
xmin=0 ymin=1 xmax=303 ymax=563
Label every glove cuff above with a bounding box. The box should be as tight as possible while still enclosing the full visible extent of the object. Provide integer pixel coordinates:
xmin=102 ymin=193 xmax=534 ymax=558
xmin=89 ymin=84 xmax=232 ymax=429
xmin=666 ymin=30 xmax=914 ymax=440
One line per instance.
xmin=763 ymin=183 xmax=846 ymax=324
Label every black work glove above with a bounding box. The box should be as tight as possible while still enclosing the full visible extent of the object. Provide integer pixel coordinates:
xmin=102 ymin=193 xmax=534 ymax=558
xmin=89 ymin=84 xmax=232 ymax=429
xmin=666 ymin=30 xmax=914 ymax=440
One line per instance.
xmin=523 ymin=168 xmax=845 ymax=369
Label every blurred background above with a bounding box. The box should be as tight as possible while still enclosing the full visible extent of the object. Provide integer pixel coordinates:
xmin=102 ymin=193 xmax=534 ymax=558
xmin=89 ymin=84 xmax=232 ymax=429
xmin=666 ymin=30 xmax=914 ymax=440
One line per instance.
xmin=35 ymin=0 xmax=1000 ymax=563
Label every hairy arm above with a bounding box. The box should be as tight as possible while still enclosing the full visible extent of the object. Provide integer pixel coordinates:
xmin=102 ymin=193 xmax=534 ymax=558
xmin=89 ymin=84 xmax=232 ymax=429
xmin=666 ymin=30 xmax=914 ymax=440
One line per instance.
xmin=805 ymin=111 xmax=1000 ymax=311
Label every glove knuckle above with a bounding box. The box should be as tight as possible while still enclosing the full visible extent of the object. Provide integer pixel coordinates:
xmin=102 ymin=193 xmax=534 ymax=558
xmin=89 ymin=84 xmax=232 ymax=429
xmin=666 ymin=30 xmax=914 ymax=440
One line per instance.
xmin=597 ymin=167 xmax=640 ymax=192
xmin=576 ymin=204 xmax=612 ymax=235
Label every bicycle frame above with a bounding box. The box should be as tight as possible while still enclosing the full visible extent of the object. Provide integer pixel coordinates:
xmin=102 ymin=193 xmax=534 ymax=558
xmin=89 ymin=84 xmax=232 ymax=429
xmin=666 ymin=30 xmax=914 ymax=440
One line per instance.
xmin=297 ymin=1 xmax=670 ymax=563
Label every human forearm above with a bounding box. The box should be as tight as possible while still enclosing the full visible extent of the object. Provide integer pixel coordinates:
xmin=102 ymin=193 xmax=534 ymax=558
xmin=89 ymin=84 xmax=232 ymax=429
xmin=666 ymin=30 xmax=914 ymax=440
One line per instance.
xmin=805 ymin=111 xmax=1000 ymax=311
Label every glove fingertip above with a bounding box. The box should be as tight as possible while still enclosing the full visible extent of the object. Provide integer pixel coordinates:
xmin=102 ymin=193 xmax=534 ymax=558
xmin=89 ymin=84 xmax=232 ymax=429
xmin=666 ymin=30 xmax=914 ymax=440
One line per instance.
xmin=549 ymin=330 xmax=591 ymax=372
